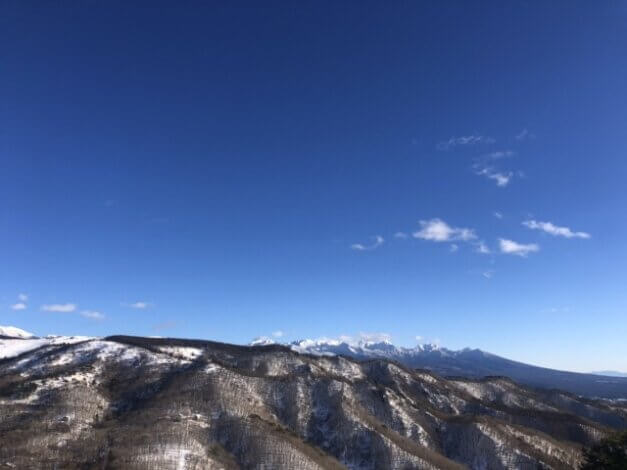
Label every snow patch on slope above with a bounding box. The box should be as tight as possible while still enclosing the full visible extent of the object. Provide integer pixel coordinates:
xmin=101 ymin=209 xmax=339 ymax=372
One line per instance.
xmin=0 ymin=339 xmax=49 ymax=359
xmin=157 ymin=346 xmax=204 ymax=360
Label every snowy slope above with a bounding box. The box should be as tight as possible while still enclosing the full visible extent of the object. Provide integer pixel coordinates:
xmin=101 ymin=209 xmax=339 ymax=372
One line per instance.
xmin=0 ymin=325 xmax=35 ymax=339
xmin=0 ymin=335 xmax=94 ymax=360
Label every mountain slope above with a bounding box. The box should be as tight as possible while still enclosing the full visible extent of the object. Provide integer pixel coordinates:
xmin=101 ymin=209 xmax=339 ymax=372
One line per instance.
xmin=1 ymin=334 xmax=626 ymax=469
xmin=288 ymin=339 xmax=627 ymax=399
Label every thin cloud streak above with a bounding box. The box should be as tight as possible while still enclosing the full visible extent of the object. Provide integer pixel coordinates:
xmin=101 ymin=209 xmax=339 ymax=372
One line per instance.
xmin=437 ymin=135 xmax=495 ymax=151
xmin=483 ymin=150 xmax=514 ymax=159
xmin=516 ymin=129 xmax=535 ymax=141
xmin=42 ymin=303 xmax=77 ymax=313
xmin=351 ymin=235 xmax=384 ymax=251
xmin=129 ymin=301 xmax=149 ymax=309
xmin=523 ymin=220 xmax=591 ymax=239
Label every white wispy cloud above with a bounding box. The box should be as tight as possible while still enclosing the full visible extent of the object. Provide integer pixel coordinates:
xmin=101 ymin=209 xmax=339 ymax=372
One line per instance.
xmin=18 ymin=293 xmax=28 ymax=302
xmin=449 ymin=244 xmax=459 ymax=253
xmin=11 ymin=303 xmax=27 ymax=311
xmin=272 ymin=330 xmax=284 ymax=338
xmin=358 ymin=332 xmax=392 ymax=343
xmin=475 ymin=166 xmax=513 ymax=187
xmin=42 ymin=303 xmax=77 ymax=313
xmin=515 ymin=129 xmax=535 ymax=141
xmin=437 ymin=135 xmax=495 ymax=151
xmin=472 ymin=148 xmax=517 ymax=187
xmin=81 ymin=310 xmax=105 ymax=320
xmin=522 ymin=220 xmax=591 ymax=239
xmin=351 ymin=235 xmax=384 ymax=251
xmin=499 ymin=238 xmax=539 ymax=257
xmin=493 ymin=211 xmax=503 ymax=219
xmin=483 ymin=150 xmax=514 ymax=159
xmin=475 ymin=241 xmax=491 ymax=254
xmin=394 ymin=232 xmax=409 ymax=239
xmin=482 ymin=270 xmax=495 ymax=279
xmin=541 ymin=306 xmax=570 ymax=314
xmin=413 ymin=218 xmax=476 ymax=242
xmin=129 ymin=301 xmax=149 ymax=309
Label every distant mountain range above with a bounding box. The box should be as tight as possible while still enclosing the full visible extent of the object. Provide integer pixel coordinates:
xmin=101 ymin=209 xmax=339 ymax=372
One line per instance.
xmin=590 ymin=370 xmax=627 ymax=378
xmin=1 ymin=327 xmax=626 ymax=469
xmin=250 ymin=337 xmax=627 ymax=399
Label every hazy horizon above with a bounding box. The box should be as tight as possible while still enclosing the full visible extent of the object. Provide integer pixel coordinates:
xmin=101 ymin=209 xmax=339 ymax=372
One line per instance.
xmin=2 ymin=1 xmax=626 ymax=374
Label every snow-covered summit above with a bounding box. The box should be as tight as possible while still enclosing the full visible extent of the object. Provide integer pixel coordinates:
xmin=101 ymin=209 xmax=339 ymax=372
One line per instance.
xmin=250 ymin=337 xmax=276 ymax=346
xmin=0 ymin=325 xmax=35 ymax=339
xmin=288 ymin=337 xmax=446 ymax=359
xmin=248 ymin=334 xmax=447 ymax=359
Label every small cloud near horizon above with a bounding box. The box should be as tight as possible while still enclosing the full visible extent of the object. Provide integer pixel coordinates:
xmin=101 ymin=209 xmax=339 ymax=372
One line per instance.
xmin=11 ymin=303 xmax=27 ymax=311
xmin=42 ymin=303 xmax=77 ymax=313
xmin=81 ymin=310 xmax=105 ymax=320
xmin=151 ymin=321 xmax=176 ymax=332
xmin=358 ymin=332 xmax=392 ymax=343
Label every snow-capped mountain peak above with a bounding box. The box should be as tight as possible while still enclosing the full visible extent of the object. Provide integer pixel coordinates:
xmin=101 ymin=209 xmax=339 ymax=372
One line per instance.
xmin=0 ymin=325 xmax=35 ymax=339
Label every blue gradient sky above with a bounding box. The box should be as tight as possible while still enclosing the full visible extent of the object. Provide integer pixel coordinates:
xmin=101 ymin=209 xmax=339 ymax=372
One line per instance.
xmin=2 ymin=2 xmax=626 ymax=372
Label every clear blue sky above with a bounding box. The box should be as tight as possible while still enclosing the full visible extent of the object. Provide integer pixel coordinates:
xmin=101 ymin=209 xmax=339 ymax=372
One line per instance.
xmin=1 ymin=2 xmax=626 ymax=372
